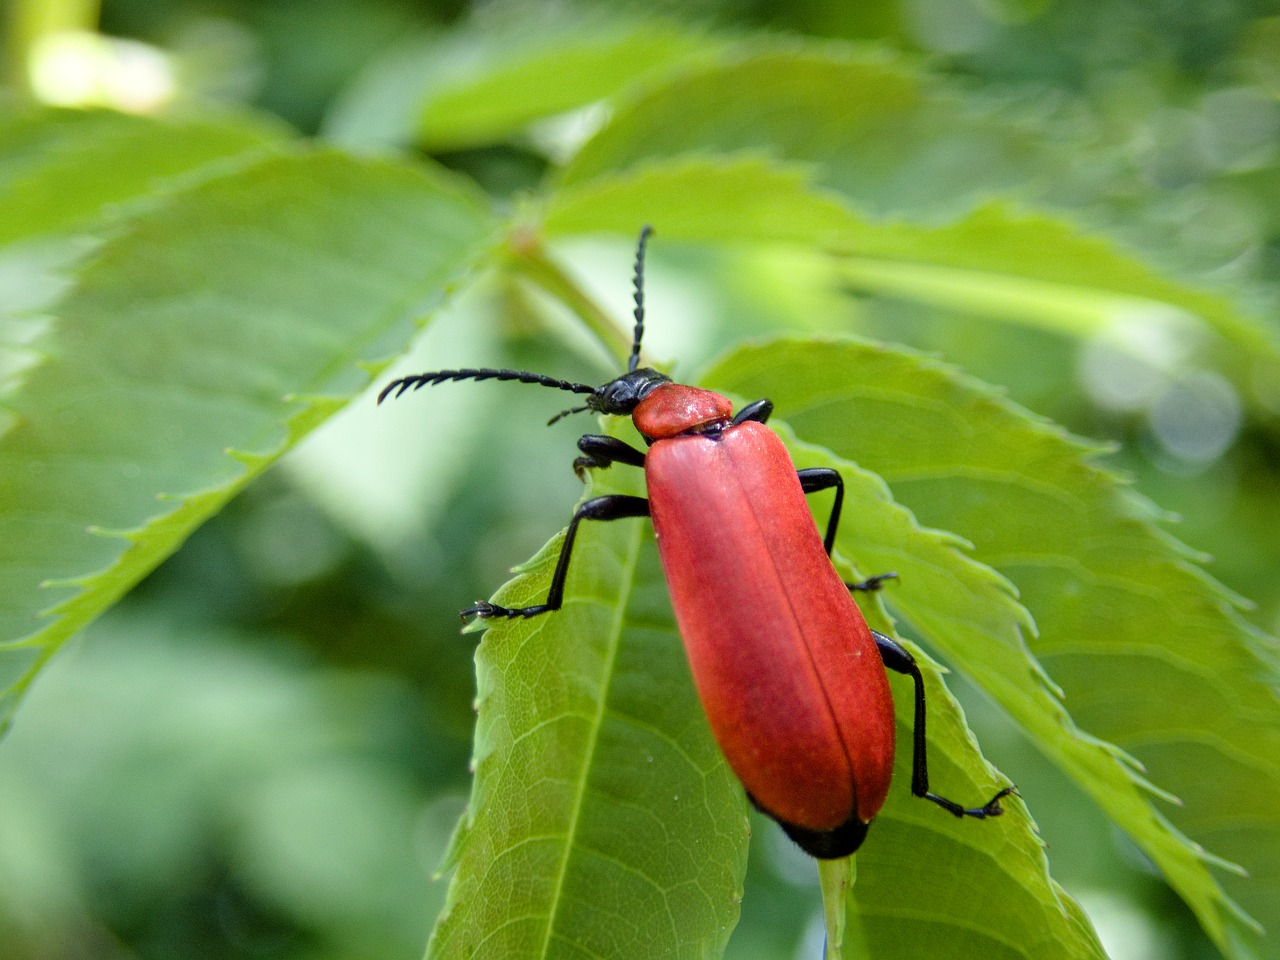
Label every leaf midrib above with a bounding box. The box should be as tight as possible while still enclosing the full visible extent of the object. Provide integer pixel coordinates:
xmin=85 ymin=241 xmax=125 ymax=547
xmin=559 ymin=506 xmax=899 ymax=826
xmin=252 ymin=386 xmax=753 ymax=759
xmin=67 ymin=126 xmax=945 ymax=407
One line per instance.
xmin=534 ymin=518 xmax=646 ymax=960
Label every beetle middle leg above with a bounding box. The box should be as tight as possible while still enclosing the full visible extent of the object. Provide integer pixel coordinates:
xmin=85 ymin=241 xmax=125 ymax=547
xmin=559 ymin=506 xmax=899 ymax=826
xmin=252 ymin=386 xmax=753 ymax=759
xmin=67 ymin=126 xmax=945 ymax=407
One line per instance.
xmin=800 ymin=467 xmax=898 ymax=589
xmin=465 ymin=494 xmax=650 ymax=620
xmin=797 ymin=467 xmax=845 ymax=556
xmin=873 ymin=630 xmax=1015 ymax=819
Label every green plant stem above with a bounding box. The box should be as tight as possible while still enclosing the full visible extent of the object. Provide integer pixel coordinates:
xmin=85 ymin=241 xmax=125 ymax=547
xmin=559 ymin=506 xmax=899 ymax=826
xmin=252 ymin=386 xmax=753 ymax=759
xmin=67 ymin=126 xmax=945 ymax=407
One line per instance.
xmin=509 ymin=238 xmax=633 ymax=367
xmin=837 ymin=256 xmax=1204 ymax=344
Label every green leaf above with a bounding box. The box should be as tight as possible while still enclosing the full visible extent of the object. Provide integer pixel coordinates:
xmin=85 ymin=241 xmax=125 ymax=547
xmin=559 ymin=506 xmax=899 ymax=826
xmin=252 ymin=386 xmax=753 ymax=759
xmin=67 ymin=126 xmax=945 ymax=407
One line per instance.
xmin=703 ymin=338 xmax=1272 ymax=959
xmin=775 ymin=422 xmax=1104 ymax=960
xmin=429 ymin=455 xmax=749 ymax=960
xmin=418 ymin=21 xmax=709 ymax=152
xmin=327 ymin=15 xmax=711 ymax=153
xmin=0 ymin=148 xmax=496 ymax=731
xmin=853 ymin=644 xmax=1104 ymax=960
xmin=0 ymin=107 xmax=285 ymax=247
xmin=0 ymin=109 xmax=287 ymax=405
xmin=558 ymin=44 xmax=931 ymax=197
xmin=557 ymin=41 xmax=1117 ymax=244
xmin=545 ymin=156 xmax=860 ymax=246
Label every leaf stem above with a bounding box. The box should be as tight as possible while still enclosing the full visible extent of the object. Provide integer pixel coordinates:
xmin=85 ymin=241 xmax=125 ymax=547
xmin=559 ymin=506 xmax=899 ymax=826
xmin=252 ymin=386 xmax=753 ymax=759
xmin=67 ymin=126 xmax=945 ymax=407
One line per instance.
xmin=836 ymin=256 xmax=1205 ymax=346
xmin=818 ymin=856 xmax=854 ymax=960
xmin=505 ymin=229 xmax=633 ymax=367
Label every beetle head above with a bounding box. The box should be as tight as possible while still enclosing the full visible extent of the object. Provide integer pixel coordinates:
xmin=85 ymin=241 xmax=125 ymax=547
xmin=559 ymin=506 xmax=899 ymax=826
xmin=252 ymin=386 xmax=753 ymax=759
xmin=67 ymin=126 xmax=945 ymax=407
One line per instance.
xmin=590 ymin=368 xmax=672 ymax=416
xmin=546 ymin=368 xmax=671 ymax=425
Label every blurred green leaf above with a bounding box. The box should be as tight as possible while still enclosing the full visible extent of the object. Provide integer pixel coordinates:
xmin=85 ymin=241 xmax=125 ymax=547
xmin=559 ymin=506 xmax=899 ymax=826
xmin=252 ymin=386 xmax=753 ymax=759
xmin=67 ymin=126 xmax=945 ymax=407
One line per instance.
xmin=703 ymin=338 xmax=1274 ymax=960
xmin=416 ymin=20 xmax=710 ymax=152
xmin=327 ymin=15 xmax=712 ymax=153
xmin=545 ymin=155 xmax=859 ymax=245
xmin=558 ymin=43 xmax=1052 ymax=215
xmin=0 ymin=613 xmax=443 ymax=956
xmin=544 ymin=154 xmax=1280 ymax=401
xmin=0 ymin=145 xmax=496 ymax=731
xmin=0 ymin=107 xmax=285 ymax=246
xmin=0 ymin=108 xmax=286 ymax=403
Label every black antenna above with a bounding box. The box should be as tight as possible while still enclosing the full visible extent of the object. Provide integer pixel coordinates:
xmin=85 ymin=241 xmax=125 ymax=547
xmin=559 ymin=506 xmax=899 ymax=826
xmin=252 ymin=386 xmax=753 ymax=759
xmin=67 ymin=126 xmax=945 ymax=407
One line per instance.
xmin=628 ymin=225 xmax=654 ymax=373
xmin=377 ymin=368 xmax=598 ymax=405
xmin=547 ymin=404 xmax=591 ymax=426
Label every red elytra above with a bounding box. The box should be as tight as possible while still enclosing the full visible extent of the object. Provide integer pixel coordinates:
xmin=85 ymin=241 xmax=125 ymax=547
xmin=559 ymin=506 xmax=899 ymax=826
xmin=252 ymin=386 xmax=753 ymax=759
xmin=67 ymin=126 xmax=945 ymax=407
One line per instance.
xmin=646 ymin=417 xmax=895 ymax=831
xmin=378 ymin=226 xmax=1012 ymax=859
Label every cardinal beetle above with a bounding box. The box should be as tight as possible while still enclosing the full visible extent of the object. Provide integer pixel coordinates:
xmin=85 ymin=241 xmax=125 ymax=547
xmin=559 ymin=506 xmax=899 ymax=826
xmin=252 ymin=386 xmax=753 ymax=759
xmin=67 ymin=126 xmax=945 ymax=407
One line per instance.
xmin=379 ymin=227 xmax=1012 ymax=857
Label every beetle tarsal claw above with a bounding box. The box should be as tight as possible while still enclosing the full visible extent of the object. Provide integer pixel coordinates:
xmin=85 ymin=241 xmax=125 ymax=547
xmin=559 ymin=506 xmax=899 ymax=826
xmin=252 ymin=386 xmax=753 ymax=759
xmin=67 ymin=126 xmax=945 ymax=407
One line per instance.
xmin=980 ymin=785 xmax=1018 ymax=817
xmin=846 ymin=572 xmax=898 ymax=592
xmin=463 ymin=601 xmax=506 ymax=619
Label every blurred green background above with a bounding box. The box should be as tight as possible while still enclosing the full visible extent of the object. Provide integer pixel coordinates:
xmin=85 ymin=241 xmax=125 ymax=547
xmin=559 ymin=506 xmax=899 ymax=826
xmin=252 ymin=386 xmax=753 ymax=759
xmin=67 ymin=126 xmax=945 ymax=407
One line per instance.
xmin=1 ymin=0 xmax=1278 ymax=958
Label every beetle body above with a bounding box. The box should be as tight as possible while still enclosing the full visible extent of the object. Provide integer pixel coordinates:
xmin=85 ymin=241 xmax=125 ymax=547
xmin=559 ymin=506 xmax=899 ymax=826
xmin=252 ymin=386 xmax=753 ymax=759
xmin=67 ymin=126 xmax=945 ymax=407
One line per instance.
xmin=379 ymin=227 xmax=1011 ymax=859
xmin=646 ymin=417 xmax=896 ymax=837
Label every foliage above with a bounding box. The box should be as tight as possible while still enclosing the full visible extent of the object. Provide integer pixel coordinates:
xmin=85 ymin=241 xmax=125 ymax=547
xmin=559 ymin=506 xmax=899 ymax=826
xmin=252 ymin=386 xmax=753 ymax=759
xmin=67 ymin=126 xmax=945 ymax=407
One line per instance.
xmin=1 ymin=2 xmax=1279 ymax=959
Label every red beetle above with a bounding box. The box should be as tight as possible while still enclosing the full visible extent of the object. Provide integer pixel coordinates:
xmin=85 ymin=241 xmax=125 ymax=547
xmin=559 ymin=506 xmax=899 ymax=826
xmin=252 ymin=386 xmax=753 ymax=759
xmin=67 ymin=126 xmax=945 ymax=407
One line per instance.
xmin=380 ymin=227 xmax=1011 ymax=857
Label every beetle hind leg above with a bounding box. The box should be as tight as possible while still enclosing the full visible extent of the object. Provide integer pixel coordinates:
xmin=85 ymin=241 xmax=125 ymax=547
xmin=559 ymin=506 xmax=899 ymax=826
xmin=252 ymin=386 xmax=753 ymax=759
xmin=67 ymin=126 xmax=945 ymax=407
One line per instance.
xmin=873 ymin=629 xmax=1015 ymax=820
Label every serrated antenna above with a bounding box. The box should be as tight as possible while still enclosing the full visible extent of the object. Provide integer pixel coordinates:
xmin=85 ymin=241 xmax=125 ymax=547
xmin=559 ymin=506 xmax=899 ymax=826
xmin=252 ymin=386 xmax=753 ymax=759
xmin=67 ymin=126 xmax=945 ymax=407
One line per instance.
xmin=628 ymin=225 xmax=654 ymax=373
xmin=377 ymin=368 xmax=597 ymax=405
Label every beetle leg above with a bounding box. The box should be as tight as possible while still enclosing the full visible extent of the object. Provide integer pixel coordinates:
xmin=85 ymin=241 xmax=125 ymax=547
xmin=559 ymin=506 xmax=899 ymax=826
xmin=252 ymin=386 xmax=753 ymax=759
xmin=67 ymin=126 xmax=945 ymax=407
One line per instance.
xmin=465 ymin=495 xmax=651 ymax=620
xmin=573 ymin=435 xmax=647 ymax=481
xmin=797 ymin=467 xmax=844 ymax=555
xmin=799 ymin=469 xmax=897 ymax=585
xmin=731 ymin=398 xmax=773 ymax=426
xmin=872 ymin=630 xmax=1016 ymax=819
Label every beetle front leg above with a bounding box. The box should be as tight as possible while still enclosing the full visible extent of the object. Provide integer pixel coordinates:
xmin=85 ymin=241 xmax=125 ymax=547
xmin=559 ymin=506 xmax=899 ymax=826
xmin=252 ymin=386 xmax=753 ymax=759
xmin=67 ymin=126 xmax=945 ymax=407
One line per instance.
xmin=731 ymin=398 xmax=773 ymax=426
xmin=872 ymin=630 xmax=1015 ymax=818
xmin=465 ymin=494 xmax=651 ymax=619
xmin=573 ymin=435 xmax=647 ymax=481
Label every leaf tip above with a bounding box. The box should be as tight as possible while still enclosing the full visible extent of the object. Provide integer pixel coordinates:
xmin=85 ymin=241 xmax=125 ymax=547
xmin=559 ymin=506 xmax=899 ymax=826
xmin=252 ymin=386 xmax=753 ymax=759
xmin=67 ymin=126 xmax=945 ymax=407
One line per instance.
xmin=224 ymin=446 xmax=268 ymax=468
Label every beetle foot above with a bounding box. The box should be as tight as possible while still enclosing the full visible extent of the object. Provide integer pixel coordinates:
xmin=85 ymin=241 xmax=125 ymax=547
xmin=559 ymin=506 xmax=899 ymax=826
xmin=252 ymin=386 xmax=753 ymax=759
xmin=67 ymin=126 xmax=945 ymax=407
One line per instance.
xmin=846 ymin=572 xmax=898 ymax=593
xmin=462 ymin=601 xmax=551 ymax=620
xmin=978 ymin=785 xmax=1018 ymax=817
xmin=926 ymin=785 xmax=1017 ymax=819
xmin=462 ymin=601 xmax=511 ymax=620
xmin=572 ymin=455 xmax=613 ymax=481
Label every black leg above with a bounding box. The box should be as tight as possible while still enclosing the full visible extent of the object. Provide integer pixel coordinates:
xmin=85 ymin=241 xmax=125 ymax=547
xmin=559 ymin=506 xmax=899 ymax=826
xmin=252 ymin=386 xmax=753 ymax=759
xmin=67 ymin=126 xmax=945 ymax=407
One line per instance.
xmin=465 ymin=495 xmax=651 ymax=619
xmin=797 ymin=467 xmax=844 ymax=556
xmin=872 ymin=630 xmax=1014 ymax=818
xmin=732 ymin=398 xmax=773 ymax=426
xmin=573 ymin=434 xmax=647 ymax=480
xmin=799 ymin=468 xmax=897 ymax=585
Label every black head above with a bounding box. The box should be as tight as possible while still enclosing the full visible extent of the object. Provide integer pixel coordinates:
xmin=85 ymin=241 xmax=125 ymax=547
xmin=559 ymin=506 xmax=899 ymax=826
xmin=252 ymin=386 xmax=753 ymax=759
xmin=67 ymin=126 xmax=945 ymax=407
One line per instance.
xmin=588 ymin=367 xmax=672 ymax=416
